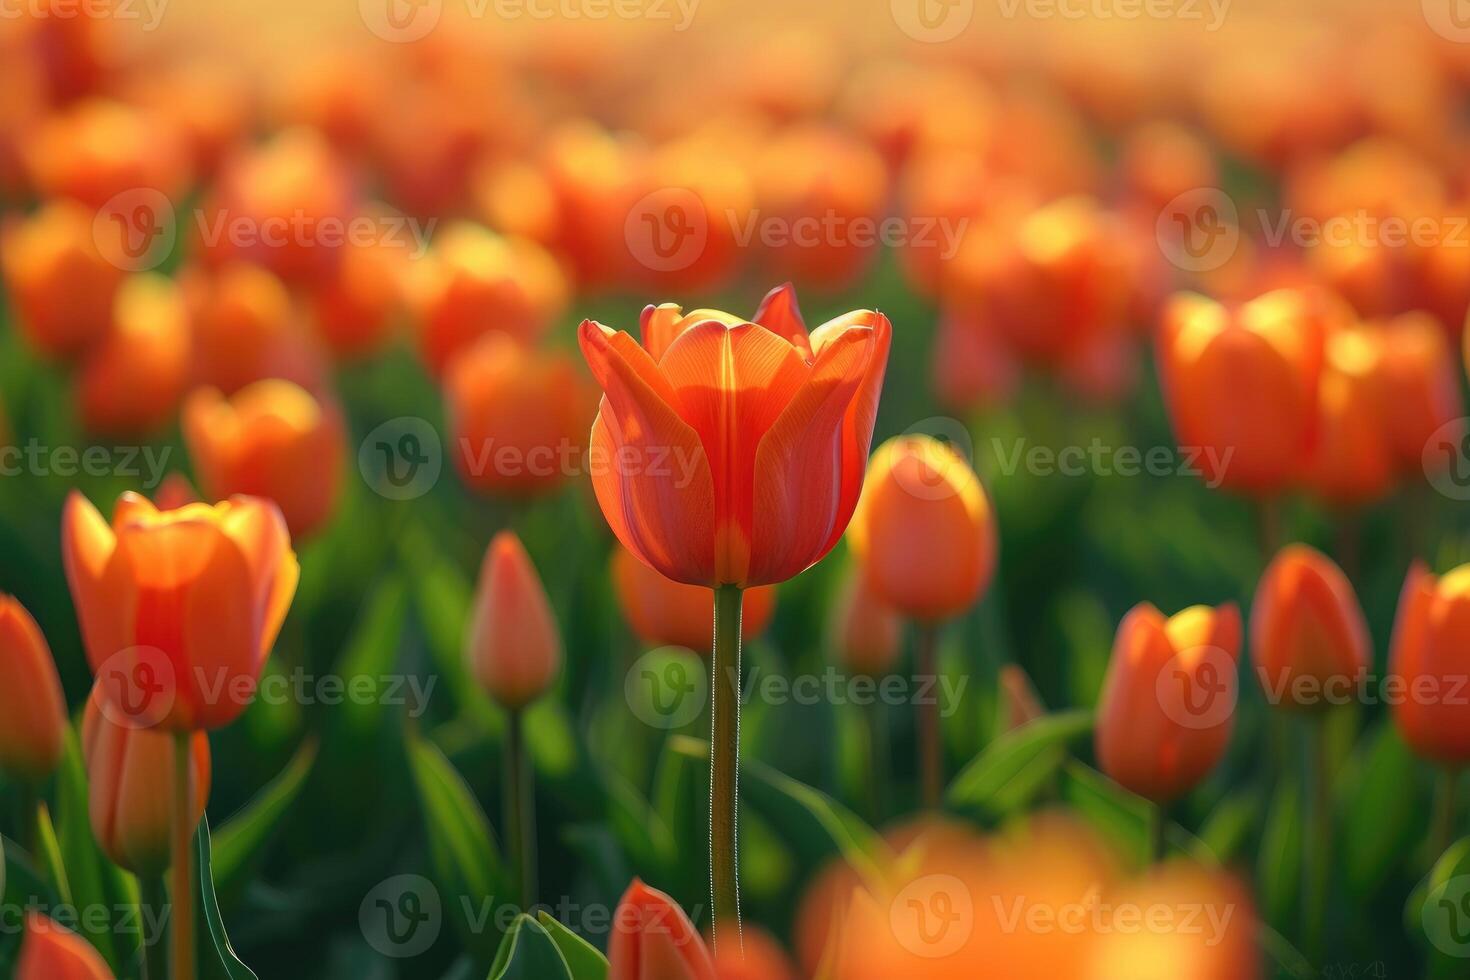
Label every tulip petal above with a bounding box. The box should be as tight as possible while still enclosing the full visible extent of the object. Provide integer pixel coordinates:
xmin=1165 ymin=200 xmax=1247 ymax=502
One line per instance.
xmin=640 ymin=303 xmax=686 ymax=362
xmin=751 ymin=282 xmax=812 ymax=359
xmin=61 ymin=491 xmax=122 ymax=673
xmin=810 ymin=311 xmax=892 ymax=548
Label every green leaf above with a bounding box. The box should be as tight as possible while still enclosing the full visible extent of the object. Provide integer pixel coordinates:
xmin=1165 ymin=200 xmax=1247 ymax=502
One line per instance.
xmin=333 ymin=576 xmax=410 ymax=737
xmin=946 ymin=711 xmax=1092 ymax=817
xmin=535 ymin=911 xmax=609 ymax=980
xmin=211 ymin=738 xmax=319 ymax=905
xmin=1407 ymin=837 xmax=1470 ymax=977
xmin=1339 ymin=724 xmax=1424 ymax=900
xmin=488 ymin=915 xmax=573 ymax=980
xmin=1257 ymin=778 xmax=1302 ymax=931
xmin=196 ymin=813 xmax=259 ymax=980
xmin=1196 ymin=789 xmax=1260 ymax=865
xmin=34 ymin=802 xmax=71 ymax=907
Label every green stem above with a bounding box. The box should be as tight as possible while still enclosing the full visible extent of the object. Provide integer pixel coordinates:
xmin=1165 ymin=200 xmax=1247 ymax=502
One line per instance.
xmin=863 ymin=699 xmax=887 ymax=824
xmin=17 ymin=781 xmax=38 ymax=858
xmin=505 ymin=709 xmax=536 ymax=909
xmin=1303 ymin=717 xmax=1331 ymax=967
xmin=710 ymin=584 xmax=743 ymax=951
xmin=140 ymin=875 xmax=168 ymax=980
xmin=915 ymin=623 xmax=942 ymax=808
xmin=1149 ymin=802 xmax=1167 ymax=864
xmin=1432 ymin=767 xmax=1460 ymax=863
xmin=1257 ymin=496 xmax=1282 ymax=564
xmin=171 ymin=732 xmax=196 ymax=980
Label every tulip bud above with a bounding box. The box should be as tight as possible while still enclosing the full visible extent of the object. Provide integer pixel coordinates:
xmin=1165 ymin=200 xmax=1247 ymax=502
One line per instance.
xmin=1 ymin=200 xmax=123 ymax=359
xmin=847 ymin=435 xmax=998 ymax=622
xmin=183 ymin=380 xmax=346 ymax=539
xmin=76 ymin=273 xmax=191 ymax=436
xmin=1251 ymin=545 xmax=1370 ymax=711
xmin=0 ymin=596 xmax=67 ymax=781
xmin=1390 ymin=563 xmax=1470 ymax=763
xmin=827 ymin=567 xmax=902 ymax=676
xmin=17 ymin=913 xmax=115 ymax=980
xmin=998 ymin=664 xmax=1045 ymax=734
xmin=612 ymin=546 xmax=776 ymax=654
xmin=1096 ymin=602 xmax=1241 ymax=802
xmin=466 ymin=532 xmax=562 ymax=709
xmin=609 ymin=879 xmax=716 ymax=980
xmin=81 ymin=682 xmax=210 ymax=876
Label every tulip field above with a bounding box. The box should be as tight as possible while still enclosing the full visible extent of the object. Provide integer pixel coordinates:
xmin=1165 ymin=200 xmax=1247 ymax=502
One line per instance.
xmin=9 ymin=1 xmax=1470 ymax=978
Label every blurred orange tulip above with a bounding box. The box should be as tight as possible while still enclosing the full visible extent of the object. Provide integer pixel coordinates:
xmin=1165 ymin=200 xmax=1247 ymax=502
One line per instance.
xmin=153 ymin=473 xmax=201 ymax=511
xmin=76 ymin=274 xmax=191 ymax=436
xmin=609 ymin=879 xmax=716 ymax=980
xmin=847 ymin=435 xmax=997 ymax=622
xmin=579 ymin=284 xmax=890 ymax=588
xmin=1302 ymin=326 xmax=1397 ymax=507
xmin=827 ymin=567 xmax=902 ymax=677
xmin=62 ymin=491 xmax=298 ymax=731
xmin=1 ymin=200 xmax=124 ymax=359
xmin=1390 ymin=563 xmax=1470 ymax=763
xmin=0 ymin=595 xmax=67 ymax=781
xmin=708 ymin=925 xmax=796 ymax=980
xmin=1373 ymin=311 xmax=1462 ymax=473
xmin=611 ymin=545 xmax=776 ymax=653
xmin=1096 ymin=602 xmax=1241 ymax=802
xmin=466 ymin=532 xmax=562 ymax=710
xmin=183 ymin=262 xmax=325 ymax=396
xmin=1251 ymin=545 xmax=1370 ymax=711
xmin=930 ymin=312 xmax=1020 ymax=413
xmin=183 ymin=380 xmax=346 ymax=539
xmin=444 ymin=334 xmax=595 ymax=497
xmin=16 ymin=913 xmax=114 ymax=980
xmin=81 ymin=682 xmax=210 ymax=875
xmin=26 ymin=99 xmax=190 ymax=209
xmin=306 ymin=226 xmax=406 ymax=359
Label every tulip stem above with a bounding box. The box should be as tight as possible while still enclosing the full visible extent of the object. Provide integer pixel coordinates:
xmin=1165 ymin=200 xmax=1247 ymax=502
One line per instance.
xmin=710 ymin=584 xmax=743 ymax=950
xmin=1433 ymin=767 xmax=1460 ymax=862
xmin=915 ymin=623 xmax=942 ymax=808
xmin=1302 ymin=717 xmax=1331 ymax=967
xmin=505 ymin=708 xmax=536 ymax=909
xmin=1148 ymin=803 xmax=1167 ymax=864
xmin=1257 ymin=497 xmax=1282 ymax=562
xmin=140 ymin=875 xmax=168 ymax=980
xmin=171 ymin=732 xmax=196 ymax=980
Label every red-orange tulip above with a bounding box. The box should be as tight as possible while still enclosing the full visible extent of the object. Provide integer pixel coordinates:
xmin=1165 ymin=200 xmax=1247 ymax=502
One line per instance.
xmin=847 ymin=435 xmax=997 ymax=622
xmin=182 ymin=262 xmax=325 ymax=396
xmin=183 ymin=380 xmax=346 ymax=539
xmin=81 ymin=682 xmax=210 ymax=875
xmin=827 ymin=567 xmax=902 ymax=677
xmin=1302 ymin=326 xmax=1396 ymax=507
xmin=1389 ymin=563 xmax=1470 ymax=763
xmin=1251 ymin=545 xmax=1370 ymax=711
xmin=26 ymin=99 xmax=190 ymax=209
xmin=1374 ymin=311 xmax=1462 ymax=473
xmin=0 ymin=595 xmax=67 ymax=781
xmin=1 ymin=200 xmax=123 ymax=359
xmin=609 ymin=879 xmax=716 ymax=980
xmin=62 ymin=491 xmax=299 ymax=731
xmin=16 ymin=913 xmax=114 ymax=980
xmin=1096 ymin=602 xmax=1241 ymax=802
xmin=466 ymin=532 xmax=562 ymax=710
xmin=76 ymin=274 xmax=191 ymax=436
xmin=579 ymin=284 xmax=890 ymax=588
xmin=611 ymin=545 xmax=776 ymax=653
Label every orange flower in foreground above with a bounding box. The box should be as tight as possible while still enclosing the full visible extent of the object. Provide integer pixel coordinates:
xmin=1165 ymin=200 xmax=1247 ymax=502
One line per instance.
xmin=609 ymin=879 xmax=716 ymax=980
xmin=827 ymin=566 xmax=902 ymax=676
xmin=81 ymin=682 xmax=210 ymax=875
xmin=76 ymin=274 xmax=191 ymax=436
xmin=579 ymin=283 xmax=890 ymax=588
xmin=466 ymin=532 xmax=562 ymax=710
xmin=1390 ymin=563 xmax=1470 ymax=764
xmin=16 ymin=913 xmax=114 ymax=980
xmin=183 ymin=380 xmax=346 ymax=539
xmin=1096 ymin=602 xmax=1241 ymax=802
xmin=1251 ymin=545 xmax=1370 ymax=712
xmin=0 ymin=596 xmax=67 ymax=781
xmin=1 ymin=200 xmax=123 ymax=359
xmin=847 ymin=435 xmax=997 ymax=622
xmin=611 ymin=545 xmax=776 ymax=653
xmin=62 ymin=491 xmax=298 ymax=731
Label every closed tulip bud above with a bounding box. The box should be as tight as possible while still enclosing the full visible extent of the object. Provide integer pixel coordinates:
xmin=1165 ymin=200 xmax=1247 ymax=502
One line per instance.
xmin=998 ymin=664 xmax=1045 ymax=734
xmin=609 ymin=879 xmax=716 ymax=980
xmin=183 ymin=380 xmax=346 ymax=539
xmin=76 ymin=274 xmax=191 ymax=436
xmin=847 ymin=435 xmax=997 ymax=622
xmin=1251 ymin=545 xmax=1370 ymax=711
xmin=63 ymin=491 xmax=299 ymax=731
xmin=1096 ymin=602 xmax=1241 ymax=802
xmin=444 ymin=334 xmax=596 ymax=497
xmin=16 ymin=913 xmax=114 ymax=980
xmin=1 ymin=200 xmax=123 ymax=359
xmin=466 ymin=532 xmax=562 ymax=710
xmin=0 ymin=596 xmax=67 ymax=781
xmin=81 ymin=682 xmax=209 ymax=875
xmin=827 ymin=567 xmax=902 ymax=676
xmin=612 ymin=546 xmax=776 ymax=653
xmin=1390 ymin=563 xmax=1470 ymax=763
xmin=182 ymin=262 xmax=326 ymax=396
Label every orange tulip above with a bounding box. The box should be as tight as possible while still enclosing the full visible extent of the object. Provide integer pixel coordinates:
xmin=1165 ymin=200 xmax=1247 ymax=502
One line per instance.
xmin=609 ymin=879 xmax=716 ymax=980
xmin=153 ymin=473 xmax=201 ymax=511
xmin=708 ymin=925 xmax=797 ymax=980
xmin=1096 ymin=602 xmax=1241 ymax=802
xmin=1251 ymin=545 xmax=1370 ymax=711
xmin=0 ymin=595 xmax=67 ymax=781
xmin=1389 ymin=563 xmax=1470 ymax=763
xmin=611 ymin=545 xmax=776 ymax=653
xmin=827 ymin=567 xmax=902 ymax=677
xmin=182 ymin=262 xmax=326 ymax=396
xmin=306 ymin=225 xmax=406 ymax=359
xmin=62 ymin=491 xmax=298 ymax=731
xmin=847 ymin=435 xmax=997 ymax=622
xmin=1157 ymin=289 xmax=1329 ymax=495
xmin=26 ymin=99 xmax=190 ymax=209
xmin=183 ymin=380 xmax=346 ymax=539
xmin=579 ymin=283 xmax=890 ymax=588
xmin=1 ymin=200 xmax=124 ymax=359
xmin=466 ymin=532 xmax=562 ymax=710
xmin=16 ymin=913 xmax=115 ymax=980
xmin=76 ymin=274 xmax=191 ymax=436
xmin=930 ymin=312 xmax=1020 ymax=413
xmin=1302 ymin=326 xmax=1397 ymax=507
xmin=81 ymin=682 xmax=210 ymax=875
xmin=1374 ymin=311 xmax=1462 ymax=474
xmin=444 ymin=334 xmax=595 ymax=497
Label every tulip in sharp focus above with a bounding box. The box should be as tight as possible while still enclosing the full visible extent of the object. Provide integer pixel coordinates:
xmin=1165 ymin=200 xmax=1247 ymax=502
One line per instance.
xmin=827 ymin=566 xmax=902 ymax=677
xmin=609 ymin=879 xmax=716 ymax=980
xmin=1 ymin=199 xmax=123 ymax=359
xmin=76 ymin=273 xmax=191 ymax=436
xmin=579 ymin=283 xmax=890 ymax=588
xmin=1096 ymin=602 xmax=1241 ymax=802
xmin=846 ymin=435 xmax=997 ymax=622
xmin=612 ymin=545 xmax=776 ymax=653
xmin=1251 ymin=545 xmax=1370 ymax=711
xmin=0 ymin=595 xmax=67 ymax=781
xmin=183 ymin=380 xmax=346 ymax=539
xmin=1390 ymin=563 xmax=1470 ymax=763
xmin=466 ymin=532 xmax=562 ymax=709
xmin=62 ymin=491 xmax=298 ymax=731
xmin=81 ymin=682 xmax=210 ymax=875
xmin=16 ymin=913 xmax=115 ymax=980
